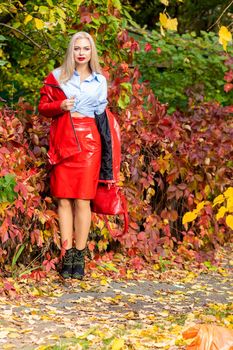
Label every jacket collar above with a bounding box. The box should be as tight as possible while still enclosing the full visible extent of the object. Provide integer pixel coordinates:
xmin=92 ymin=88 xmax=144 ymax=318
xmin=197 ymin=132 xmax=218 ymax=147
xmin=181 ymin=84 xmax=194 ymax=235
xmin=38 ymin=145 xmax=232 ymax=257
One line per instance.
xmin=43 ymin=72 xmax=60 ymax=86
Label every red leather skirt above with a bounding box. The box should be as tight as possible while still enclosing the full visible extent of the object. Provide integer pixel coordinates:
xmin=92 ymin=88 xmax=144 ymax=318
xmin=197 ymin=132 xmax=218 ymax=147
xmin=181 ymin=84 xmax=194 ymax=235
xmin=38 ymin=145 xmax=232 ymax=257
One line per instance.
xmin=50 ymin=117 xmax=101 ymax=199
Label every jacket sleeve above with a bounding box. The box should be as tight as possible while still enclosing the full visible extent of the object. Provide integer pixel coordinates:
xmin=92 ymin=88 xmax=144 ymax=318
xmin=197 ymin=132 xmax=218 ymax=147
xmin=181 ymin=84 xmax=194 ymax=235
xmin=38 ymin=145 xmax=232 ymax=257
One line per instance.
xmin=38 ymin=85 xmax=65 ymax=118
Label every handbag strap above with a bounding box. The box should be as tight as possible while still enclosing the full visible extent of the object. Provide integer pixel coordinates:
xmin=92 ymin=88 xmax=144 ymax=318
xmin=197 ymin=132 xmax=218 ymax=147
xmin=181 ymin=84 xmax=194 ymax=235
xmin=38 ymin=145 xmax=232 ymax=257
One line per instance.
xmin=101 ymin=191 xmax=129 ymax=236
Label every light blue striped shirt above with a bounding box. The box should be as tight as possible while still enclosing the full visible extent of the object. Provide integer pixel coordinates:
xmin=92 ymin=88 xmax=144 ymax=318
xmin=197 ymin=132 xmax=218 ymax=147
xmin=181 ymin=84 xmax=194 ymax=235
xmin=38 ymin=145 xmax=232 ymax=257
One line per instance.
xmin=53 ymin=68 xmax=108 ymax=118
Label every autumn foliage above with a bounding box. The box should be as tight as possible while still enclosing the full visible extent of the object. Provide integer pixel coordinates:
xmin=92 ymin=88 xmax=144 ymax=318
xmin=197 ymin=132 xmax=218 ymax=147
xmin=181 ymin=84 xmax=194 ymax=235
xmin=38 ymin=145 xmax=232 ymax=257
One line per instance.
xmin=0 ymin=1 xmax=232 ymax=276
xmin=1 ymin=60 xmax=233 ymax=275
xmin=0 ymin=103 xmax=60 ymax=274
xmin=107 ymin=52 xmax=233 ymax=264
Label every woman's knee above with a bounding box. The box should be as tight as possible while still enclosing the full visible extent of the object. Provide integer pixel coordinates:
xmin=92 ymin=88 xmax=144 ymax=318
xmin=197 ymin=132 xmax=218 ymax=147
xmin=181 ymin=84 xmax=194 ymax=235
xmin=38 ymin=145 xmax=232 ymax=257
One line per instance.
xmin=58 ymin=198 xmax=73 ymax=210
xmin=74 ymin=199 xmax=90 ymax=211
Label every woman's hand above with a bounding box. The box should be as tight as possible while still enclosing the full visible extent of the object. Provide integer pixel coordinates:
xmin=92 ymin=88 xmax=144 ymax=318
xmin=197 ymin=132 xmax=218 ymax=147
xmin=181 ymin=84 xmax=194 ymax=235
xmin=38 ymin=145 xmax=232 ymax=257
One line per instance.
xmin=60 ymin=97 xmax=75 ymax=111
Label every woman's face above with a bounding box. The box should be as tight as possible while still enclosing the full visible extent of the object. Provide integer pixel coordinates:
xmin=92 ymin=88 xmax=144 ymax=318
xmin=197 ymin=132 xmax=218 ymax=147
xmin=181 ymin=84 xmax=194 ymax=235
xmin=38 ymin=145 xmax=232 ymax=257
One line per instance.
xmin=73 ymin=38 xmax=91 ymax=67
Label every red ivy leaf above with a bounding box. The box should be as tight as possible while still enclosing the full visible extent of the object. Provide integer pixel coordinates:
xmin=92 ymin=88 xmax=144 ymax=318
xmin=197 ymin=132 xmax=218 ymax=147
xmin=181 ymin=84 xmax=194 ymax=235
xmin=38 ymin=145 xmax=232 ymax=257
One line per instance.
xmin=80 ymin=12 xmax=92 ymax=24
xmin=130 ymin=256 xmax=145 ymax=271
xmin=14 ymin=182 xmax=28 ymax=198
xmin=224 ymin=83 xmax=233 ymax=93
xmin=144 ymin=43 xmax=152 ymax=52
xmin=224 ymin=70 xmax=233 ymax=83
xmin=29 ymin=269 xmax=47 ymax=281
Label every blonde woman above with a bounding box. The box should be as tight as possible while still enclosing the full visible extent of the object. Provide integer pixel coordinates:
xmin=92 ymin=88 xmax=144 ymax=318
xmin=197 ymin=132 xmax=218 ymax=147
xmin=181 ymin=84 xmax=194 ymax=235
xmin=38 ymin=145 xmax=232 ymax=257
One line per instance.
xmin=38 ymin=32 xmax=108 ymax=279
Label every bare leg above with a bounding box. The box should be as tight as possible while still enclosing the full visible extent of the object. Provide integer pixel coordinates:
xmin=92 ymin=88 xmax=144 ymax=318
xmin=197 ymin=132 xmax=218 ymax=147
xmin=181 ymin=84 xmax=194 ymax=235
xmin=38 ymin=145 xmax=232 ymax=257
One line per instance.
xmin=58 ymin=198 xmax=74 ymax=249
xmin=73 ymin=199 xmax=91 ymax=250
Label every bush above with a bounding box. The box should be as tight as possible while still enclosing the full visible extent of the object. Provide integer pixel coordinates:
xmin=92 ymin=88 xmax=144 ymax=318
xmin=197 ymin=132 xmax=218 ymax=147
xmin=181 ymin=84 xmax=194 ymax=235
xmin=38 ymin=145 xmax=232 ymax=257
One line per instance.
xmin=97 ymin=47 xmax=233 ymax=263
xmin=0 ymin=102 xmax=59 ymax=275
xmin=134 ymin=30 xmax=233 ymax=113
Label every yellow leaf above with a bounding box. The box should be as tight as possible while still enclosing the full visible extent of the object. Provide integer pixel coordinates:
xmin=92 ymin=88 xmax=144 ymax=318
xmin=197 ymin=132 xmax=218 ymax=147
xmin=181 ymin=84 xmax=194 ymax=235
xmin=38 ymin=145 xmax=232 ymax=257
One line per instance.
xmin=79 ymin=281 xmax=91 ymax=291
xmin=24 ymin=14 xmax=33 ymax=25
xmin=204 ymin=185 xmax=211 ymax=196
xmin=111 ymin=338 xmax=125 ymax=350
xmin=31 ymin=287 xmax=42 ymax=296
xmin=160 ymin=0 xmax=169 ymax=5
xmin=100 ymin=278 xmax=108 ymax=286
xmin=160 ymin=25 xmax=165 ymax=36
xmin=34 ymin=18 xmax=44 ymax=30
xmin=8 ymin=333 xmax=20 ymax=339
xmin=226 ymin=215 xmax=233 ymax=230
xmin=226 ymin=197 xmax=233 ymax=211
xmin=0 ymin=202 xmax=10 ymax=215
xmin=224 ymin=187 xmax=233 ymax=199
xmin=213 ymin=194 xmax=225 ymax=207
xmin=219 ymin=26 xmax=232 ymax=51
xmin=216 ymin=206 xmax=227 ymax=220
xmin=153 ymin=263 xmax=160 ymax=271
xmin=160 ymin=13 xmax=168 ymax=28
xmin=63 ymin=331 xmax=75 ymax=338
xmin=96 ymin=218 xmax=105 ymax=229
xmin=167 ymin=17 xmax=178 ymax=31
xmin=159 ymin=13 xmax=177 ymax=31
xmin=196 ymin=201 xmax=206 ymax=212
xmin=182 ymin=211 xmax=197 ymax=225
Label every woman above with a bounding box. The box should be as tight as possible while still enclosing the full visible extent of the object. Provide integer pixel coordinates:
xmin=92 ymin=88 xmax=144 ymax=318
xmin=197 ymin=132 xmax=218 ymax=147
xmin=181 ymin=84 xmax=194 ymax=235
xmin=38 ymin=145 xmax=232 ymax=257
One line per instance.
xmin=38 ymin=32 xmax=109 ymax=280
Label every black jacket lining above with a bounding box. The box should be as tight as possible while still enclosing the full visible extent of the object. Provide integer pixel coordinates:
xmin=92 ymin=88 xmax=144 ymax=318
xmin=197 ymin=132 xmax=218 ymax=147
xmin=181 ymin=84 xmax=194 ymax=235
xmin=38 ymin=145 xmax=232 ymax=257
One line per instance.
xmin=95 ymin=111 xmax=113 ymax=180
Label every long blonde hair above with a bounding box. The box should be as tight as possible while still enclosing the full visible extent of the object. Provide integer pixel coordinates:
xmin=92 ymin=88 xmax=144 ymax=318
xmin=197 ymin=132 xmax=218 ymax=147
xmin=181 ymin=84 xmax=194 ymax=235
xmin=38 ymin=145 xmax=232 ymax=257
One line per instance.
xmin=58 ymin=32 xmax=102 ymax=83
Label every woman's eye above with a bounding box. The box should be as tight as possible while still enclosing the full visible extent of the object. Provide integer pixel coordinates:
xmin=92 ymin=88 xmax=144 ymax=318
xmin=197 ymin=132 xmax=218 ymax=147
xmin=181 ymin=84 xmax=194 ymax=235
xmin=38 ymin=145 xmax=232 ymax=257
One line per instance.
xmin=74 ymin=47 xmax=90 ymax=51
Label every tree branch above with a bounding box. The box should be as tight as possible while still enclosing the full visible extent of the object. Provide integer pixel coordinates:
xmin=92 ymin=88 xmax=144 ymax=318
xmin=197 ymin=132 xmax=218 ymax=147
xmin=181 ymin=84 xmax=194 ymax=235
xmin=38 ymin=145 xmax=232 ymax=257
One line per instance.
xmin=41 ymin=31 xmax=60 ymax=55
xmin=207 ymin=0 xmax=233 ymax=31
xmin=0 ymin=22 xmax=60 ymax=54
xmin=0 ymin=22 xmax=42 ymax=48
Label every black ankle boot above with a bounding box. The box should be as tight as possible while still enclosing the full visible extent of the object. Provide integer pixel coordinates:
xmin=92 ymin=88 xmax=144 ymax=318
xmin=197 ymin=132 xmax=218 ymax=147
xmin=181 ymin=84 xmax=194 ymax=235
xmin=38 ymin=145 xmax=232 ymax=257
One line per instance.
xmin=60 ymin=248 xmax=74 ymax=279
xmin=72 ymin=248 xmax=86 ymax=280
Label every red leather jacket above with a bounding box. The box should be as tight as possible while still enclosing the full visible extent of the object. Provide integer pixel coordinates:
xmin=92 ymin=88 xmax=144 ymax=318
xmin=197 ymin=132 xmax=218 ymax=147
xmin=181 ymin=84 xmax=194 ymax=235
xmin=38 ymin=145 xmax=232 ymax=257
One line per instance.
xmin=38 ymin=72 xmax=121 ymax=182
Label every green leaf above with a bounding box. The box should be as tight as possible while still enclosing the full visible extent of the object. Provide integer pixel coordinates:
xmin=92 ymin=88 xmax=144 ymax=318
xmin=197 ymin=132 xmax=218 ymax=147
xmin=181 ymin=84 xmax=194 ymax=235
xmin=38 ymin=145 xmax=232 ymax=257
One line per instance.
xmin=56 ymin=7 xmax=66 ymax=19
xmin=120 ymin=82 xmax=132 ymax=93
xmin=73 ymin=0 xmax=84 ymax=6
xmin=118 ymin=92 xmax=130 ymax=109
xmin=39 ymin=6 xmax=49 ymax=15
xmin=0 ymin=174 xmax=17 ymax=203
xmin=0 ymin=35 xmax=7 ymax=41
xmin=110 ymin=0 xmax=122 ymax=11
xmin=12 ymin=244 xmax=26 ymax=268
xmin=46 ymin=0 xmax=53 ymax=6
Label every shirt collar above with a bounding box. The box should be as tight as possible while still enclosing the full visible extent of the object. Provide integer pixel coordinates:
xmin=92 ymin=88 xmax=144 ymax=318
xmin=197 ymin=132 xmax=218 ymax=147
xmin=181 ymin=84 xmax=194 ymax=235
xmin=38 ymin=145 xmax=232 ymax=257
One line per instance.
xmin=73 ymin=70 xmax=100 ymax=82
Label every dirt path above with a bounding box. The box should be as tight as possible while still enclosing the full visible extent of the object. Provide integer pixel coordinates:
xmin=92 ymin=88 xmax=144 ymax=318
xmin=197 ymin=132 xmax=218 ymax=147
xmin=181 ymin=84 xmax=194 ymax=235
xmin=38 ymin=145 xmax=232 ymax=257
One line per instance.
xmin=0 ymin=248 xmax=232 ymax=350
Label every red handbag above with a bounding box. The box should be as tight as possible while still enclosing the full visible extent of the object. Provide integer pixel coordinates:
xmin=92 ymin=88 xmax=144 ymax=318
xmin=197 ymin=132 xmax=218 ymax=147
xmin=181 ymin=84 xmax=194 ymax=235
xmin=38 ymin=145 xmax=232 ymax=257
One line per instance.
xmin=91 ymin=183 xmax=128 ymax=234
